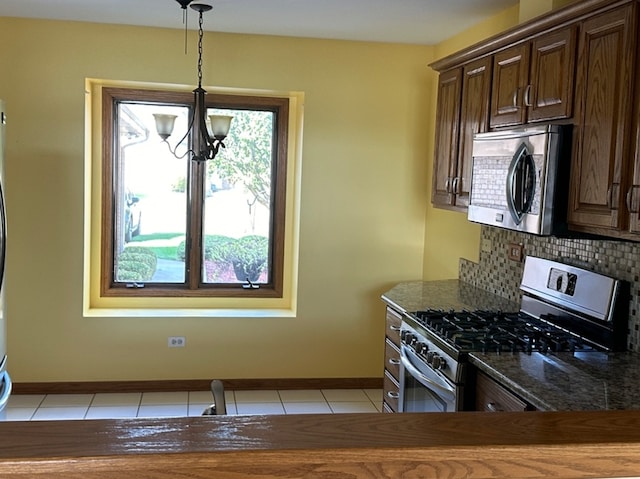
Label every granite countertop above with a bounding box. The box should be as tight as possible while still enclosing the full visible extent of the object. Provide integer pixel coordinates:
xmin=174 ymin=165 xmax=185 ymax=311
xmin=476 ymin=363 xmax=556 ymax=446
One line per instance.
xmin=470 ymin=350 xmax=640 ymax=411
xmin=381 ymin=279 xmax=520 ymax=314
xmin=382 ymin=280 xmax=640 ymax=411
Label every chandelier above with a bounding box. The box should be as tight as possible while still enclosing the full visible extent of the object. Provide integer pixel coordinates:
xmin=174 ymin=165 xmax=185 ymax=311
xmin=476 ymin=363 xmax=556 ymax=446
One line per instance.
xmin=153 ymin=1 xmax=232 ymax=162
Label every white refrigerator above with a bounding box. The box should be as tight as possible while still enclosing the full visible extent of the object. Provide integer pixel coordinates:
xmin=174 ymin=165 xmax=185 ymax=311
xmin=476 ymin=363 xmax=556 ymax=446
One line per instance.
xmin=0 ymin=100 xmax=12 ymax=418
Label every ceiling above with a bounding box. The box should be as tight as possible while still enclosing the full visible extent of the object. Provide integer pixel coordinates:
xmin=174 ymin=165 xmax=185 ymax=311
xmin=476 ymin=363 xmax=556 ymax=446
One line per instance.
xmin=0 ymin=0 xmax=520 ymax=45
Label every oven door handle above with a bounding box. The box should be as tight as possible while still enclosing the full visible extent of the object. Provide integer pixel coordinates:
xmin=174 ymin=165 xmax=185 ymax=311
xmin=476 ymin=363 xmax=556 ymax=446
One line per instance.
xmin=0 ymin=371 xmax=12 ymax=413
xmin=400 ymin=345 xmax=456 ymax=395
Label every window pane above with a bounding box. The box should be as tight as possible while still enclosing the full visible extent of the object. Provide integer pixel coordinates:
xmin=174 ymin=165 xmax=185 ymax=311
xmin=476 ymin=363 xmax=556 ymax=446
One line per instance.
xmin=114 ymin=103 xmax=190 ymax=284
xmin=202 ymin=108 xmax=274 ymax=284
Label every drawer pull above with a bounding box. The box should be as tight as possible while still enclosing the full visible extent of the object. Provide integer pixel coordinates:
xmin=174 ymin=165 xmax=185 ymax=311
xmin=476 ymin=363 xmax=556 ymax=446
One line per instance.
xmin=389 ymin=325 xmax=401 ymax=331
xmin=487 ymin=402 xmax=503 ymax=412
xmin=388 ymin=358 xmax=400 ymax=365
xmin=387 ymin=391 xmax=400 ymax=399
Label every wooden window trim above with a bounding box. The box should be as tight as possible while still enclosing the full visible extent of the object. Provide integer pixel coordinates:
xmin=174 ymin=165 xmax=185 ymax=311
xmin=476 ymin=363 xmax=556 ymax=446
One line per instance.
xmin=99 ymin=87 xmax=288 ymax=299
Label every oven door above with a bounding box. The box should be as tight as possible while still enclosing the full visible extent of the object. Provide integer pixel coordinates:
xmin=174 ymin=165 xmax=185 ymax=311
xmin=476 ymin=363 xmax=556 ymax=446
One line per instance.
xmin=399 ymin=344 xmax=459 ymax=412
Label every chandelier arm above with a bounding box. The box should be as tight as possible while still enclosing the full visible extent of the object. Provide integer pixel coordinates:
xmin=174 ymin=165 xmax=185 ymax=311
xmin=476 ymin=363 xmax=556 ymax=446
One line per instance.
xmin=160 ymin=139 xmax=195 ymax=160
xmin=200 ymin=115 xmax=214 ymax=160
xmin=173 ymin=106 xmax=195 ymax=155
xmin=160 ymin=104 xmax=196 ymax=160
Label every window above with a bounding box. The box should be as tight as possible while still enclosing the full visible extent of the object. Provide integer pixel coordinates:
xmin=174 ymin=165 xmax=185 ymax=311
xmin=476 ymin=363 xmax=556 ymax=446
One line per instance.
xmin=100 ymin=87 xmax=288 ymax=298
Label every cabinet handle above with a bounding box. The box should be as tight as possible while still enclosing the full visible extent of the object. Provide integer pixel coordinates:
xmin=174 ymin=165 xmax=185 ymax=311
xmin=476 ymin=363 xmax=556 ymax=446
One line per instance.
xmin=387 ymin=391 xmax=400 ymax=399
xmin=512 ymin=87 xmax=519 ymax=108
xmin=389 ymin=325 xmax=401 ymax=331
xmin=445 ymin=177 xmax=451 ymax=193
xmin=607 ymin=187 xmax=613 ymax=209
xmin=452 ymin=177 xmax=459 ymax=194
xmin=487 ymin=402 xmax=503 ymax=412
xmin=524 ymin=84 xmax=532 ymax=107
xmin=388 ymin=358 xmax=401 ymax=366
xmin=627 ymin=187 xmax=639 ymax=214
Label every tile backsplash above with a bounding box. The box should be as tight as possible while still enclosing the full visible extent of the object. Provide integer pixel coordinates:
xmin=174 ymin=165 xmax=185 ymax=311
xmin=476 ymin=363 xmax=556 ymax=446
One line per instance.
xmin=459 ymin=226 xmax=640 ymax=351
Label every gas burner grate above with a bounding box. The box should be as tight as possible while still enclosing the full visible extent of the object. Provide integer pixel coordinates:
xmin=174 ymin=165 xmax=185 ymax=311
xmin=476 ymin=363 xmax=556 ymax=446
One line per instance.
xmin=411 ymin=309 xmax=594 ymax=354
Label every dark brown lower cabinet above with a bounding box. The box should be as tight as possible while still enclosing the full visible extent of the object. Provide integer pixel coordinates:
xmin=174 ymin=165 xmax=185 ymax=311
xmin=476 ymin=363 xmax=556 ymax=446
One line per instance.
xmin=382 ymin=307 xmax=402 ymax=412
xmin=475 ymin=371 xmax=535 ymax=412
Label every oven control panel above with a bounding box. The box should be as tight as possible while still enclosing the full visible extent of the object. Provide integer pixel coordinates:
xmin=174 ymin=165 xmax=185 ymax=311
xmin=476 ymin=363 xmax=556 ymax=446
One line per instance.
xmin=400 ymin=321 xmax=462 ymax=384
xmin=547 ymin=268 xmax=577 ymax=296
xmin=401 ymin=330 xmax=447 ymax=371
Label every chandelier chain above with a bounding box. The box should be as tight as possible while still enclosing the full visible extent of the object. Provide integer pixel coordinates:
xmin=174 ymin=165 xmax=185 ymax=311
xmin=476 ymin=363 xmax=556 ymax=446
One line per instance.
xmin=197 ymin=9 xmax=204 ymax=88
xmin=153 ymin=3 xmax=230 ymax=163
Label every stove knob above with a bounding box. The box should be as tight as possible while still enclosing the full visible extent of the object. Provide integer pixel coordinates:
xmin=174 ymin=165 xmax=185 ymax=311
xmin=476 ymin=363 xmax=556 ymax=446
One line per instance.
xmin=426 ymin=351 xmax=435 ymax=363
xmin=431 ymin=355 xmax=446 ymax=370
xmin=415 ymin=342 xmax=429 ymax=355
xmin=401 ymin=331 xmax=415 ymax=345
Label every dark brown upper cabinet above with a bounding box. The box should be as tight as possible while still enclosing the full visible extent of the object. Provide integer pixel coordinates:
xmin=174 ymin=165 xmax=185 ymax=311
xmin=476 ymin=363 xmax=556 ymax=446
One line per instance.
xmin=568 ymin=3 xmax=639 ymax=239
xmin=432 ymin=68 xmax=462 ymax=209
xmin=429 ymin=0 xmax=640 ymax=239
xmin=490 ymin=27 xmax=577 ymax=128
xmin=432 ymin=58 xmax=491 ymax=210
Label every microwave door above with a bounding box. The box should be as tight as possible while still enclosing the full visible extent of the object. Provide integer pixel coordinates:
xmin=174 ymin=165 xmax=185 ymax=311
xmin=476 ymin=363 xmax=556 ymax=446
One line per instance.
xmin=506 ymin=142 xmax=536 ymax=225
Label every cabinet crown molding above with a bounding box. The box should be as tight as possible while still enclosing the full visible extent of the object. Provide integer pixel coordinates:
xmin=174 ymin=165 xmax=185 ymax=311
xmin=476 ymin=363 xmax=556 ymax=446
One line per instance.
xmin=429 ymin=0 xmax=635 ymax=72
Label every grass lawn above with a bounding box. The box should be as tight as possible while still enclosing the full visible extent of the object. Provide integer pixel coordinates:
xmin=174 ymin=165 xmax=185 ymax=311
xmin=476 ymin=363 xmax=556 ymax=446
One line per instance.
xmin=128 ymin=233 xmax=184 ymax=261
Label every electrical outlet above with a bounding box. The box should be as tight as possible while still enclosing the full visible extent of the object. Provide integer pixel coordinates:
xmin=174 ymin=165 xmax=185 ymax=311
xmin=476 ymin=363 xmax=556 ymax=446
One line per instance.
xmin=168 ymin=336 xmax=186 ymax=348
xmin=481 ymin=238 xmax=492 ymax=253
xmin=507 ymin=243 xmax=524 ymax=262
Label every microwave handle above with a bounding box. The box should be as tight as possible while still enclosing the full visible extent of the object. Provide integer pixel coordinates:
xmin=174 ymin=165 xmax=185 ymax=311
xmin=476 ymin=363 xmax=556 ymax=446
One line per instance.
xmin=506 ymin=143 xmax=536 ymax=224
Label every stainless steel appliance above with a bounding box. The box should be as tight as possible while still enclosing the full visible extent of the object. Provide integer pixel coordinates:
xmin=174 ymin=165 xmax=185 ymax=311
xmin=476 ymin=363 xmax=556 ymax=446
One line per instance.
xmin=468 ymin=124 xmax=571 ymax=235
xmin=398 ymin=256 xmax=627 ymax=412
xmin=0 ymin=101 xmax=11 ymax=419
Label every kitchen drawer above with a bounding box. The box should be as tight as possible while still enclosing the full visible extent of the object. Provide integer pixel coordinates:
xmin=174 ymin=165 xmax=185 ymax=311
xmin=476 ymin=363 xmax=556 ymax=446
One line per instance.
xmin=475 ymin=371 xmax=534 ymax=412
xmin=383 ymin=370 xmax=400 ymax=413
xmin=384 ymin=338 xmax=400 ymax=380
xmin=385 ymin=307 xmax=402 ymax=346
xmin=382 ymin=402 xmax=395 ymax=413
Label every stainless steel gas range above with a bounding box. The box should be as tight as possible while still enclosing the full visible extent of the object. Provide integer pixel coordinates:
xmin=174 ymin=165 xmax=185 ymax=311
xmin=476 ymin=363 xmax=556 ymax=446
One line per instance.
xmin=398 ymin=256 xmax=628 ymax=413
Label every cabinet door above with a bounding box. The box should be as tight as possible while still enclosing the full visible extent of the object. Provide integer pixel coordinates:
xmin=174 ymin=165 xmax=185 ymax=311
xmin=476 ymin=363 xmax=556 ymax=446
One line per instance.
xmin=490 ymin=43 xmax=530 ymax=128
xmin=475 ymin=371 xmax=532 ymax=412
xmin=624 ymin=9 xmax=640 ymax=234
xmin=432 ymin=68 xmax=462 ymax=208
xmin=456 ymin=57 xmax=492 ymax=208
xmin=528 ymin=27 xmax=577 ymax=122
xmin=568 ymin=6 xmax=636 ymax=232
xmin=628 ymin=146 xmax=640 ymax=234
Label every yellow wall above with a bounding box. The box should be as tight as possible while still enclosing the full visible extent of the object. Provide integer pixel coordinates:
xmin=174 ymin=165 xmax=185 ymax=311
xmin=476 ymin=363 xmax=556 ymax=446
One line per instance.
xmin=519 ymin=0 xmax=580 ymax=22
xmin=0 ymin=17 xmax=433 ymax=382
xmin=0 ymin=0 xmax=575 ymax=383
xmin=421 ymin=6 xmax=520 ymax=281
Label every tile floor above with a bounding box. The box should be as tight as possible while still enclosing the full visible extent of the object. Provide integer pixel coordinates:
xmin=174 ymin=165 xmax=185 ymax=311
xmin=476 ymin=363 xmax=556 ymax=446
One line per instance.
xmin=4 ymin=388 xmax=383 ymax=421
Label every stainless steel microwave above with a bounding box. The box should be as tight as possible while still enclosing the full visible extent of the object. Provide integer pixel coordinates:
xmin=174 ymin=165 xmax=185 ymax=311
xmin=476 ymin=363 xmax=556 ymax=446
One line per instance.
xmin=468 ymin=124 xmax=571 ymax=236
